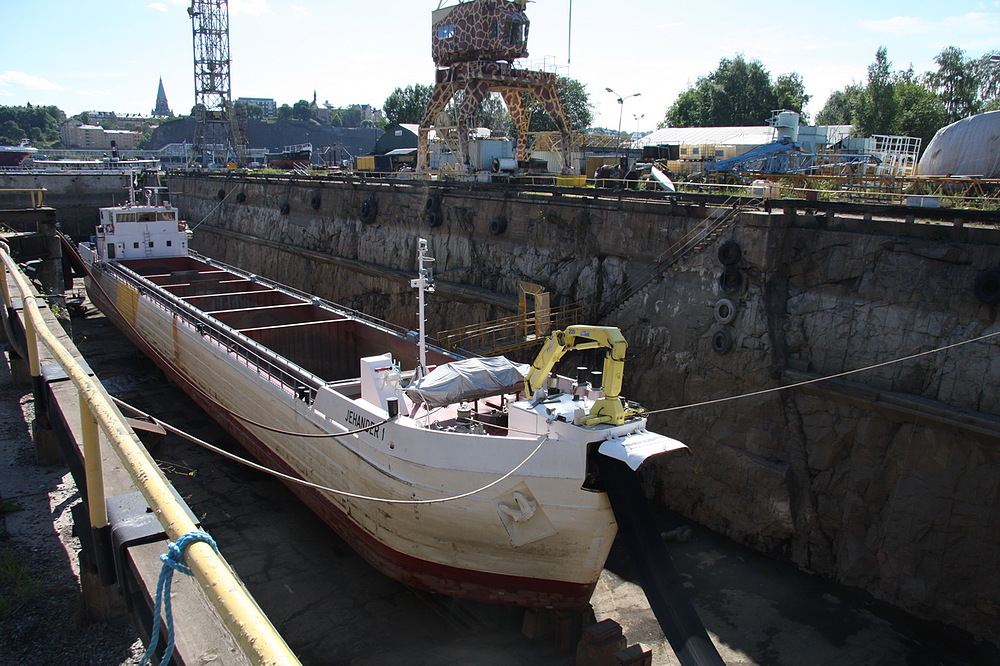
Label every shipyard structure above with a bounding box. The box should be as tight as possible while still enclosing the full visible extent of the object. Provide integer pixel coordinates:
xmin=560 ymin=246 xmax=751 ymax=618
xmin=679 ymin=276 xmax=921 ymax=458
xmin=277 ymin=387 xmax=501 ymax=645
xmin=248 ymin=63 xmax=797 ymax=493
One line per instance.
xmin=161 ymin=171 xmax=1000 ymax=645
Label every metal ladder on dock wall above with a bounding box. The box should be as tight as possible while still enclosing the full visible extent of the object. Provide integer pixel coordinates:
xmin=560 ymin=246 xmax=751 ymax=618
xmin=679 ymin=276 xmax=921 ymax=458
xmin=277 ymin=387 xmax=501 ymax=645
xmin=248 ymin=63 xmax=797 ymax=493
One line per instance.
xmin=597 ymin=203 xmax=742 ymax=322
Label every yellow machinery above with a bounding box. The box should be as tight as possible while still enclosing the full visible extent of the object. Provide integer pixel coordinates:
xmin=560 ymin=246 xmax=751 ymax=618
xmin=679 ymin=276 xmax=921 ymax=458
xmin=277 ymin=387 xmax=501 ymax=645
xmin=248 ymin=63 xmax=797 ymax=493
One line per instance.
xmin=526 ymin=325 xmax=643 ymax=426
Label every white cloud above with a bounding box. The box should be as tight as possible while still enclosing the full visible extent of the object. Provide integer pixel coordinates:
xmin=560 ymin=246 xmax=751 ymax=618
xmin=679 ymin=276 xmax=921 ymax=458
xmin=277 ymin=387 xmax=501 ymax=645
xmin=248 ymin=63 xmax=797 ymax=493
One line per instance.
xmin=289 ymin=3 xmax=309 ymax=19
xmin=0 ymin=71 xmax=66 ymax=91
xmin=230 ymin=0 xmax=272 ymax=16
xmin=860 ymin=15 xmax=932 ymax=35
xmin=149 ymin=3 xmax=169 ymax=12
xmin=862 ymin=11 xmax=1000 ymax=36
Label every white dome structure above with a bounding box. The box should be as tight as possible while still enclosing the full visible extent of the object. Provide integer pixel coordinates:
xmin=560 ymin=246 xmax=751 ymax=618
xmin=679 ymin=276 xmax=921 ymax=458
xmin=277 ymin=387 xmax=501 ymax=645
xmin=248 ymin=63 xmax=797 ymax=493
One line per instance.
xmin=918 ymin=110 xmax=1000 ymax=178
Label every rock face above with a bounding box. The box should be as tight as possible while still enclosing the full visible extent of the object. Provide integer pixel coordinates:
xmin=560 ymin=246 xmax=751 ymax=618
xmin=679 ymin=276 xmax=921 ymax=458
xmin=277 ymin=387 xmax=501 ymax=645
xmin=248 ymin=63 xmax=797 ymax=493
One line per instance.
xmin=169 ymin=173 xmax=1000 ymax=644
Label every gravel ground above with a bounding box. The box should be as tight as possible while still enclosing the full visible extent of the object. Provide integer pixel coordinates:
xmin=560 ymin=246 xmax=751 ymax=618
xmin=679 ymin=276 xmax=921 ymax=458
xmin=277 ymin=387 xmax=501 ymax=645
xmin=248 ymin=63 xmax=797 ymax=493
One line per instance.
xmin=0 ymin=357 xmax=145 ymax=666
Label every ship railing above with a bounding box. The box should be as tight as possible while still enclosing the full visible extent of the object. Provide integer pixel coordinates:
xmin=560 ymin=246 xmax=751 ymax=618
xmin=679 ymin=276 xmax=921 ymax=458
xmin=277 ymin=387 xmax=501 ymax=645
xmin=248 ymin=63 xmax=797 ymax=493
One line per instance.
xmin=0 ymin=242 xmax=301 ymax=666
xmin=106 ymin=261 xmax=326 ymax=402
xmin=0 ymin=187 xmax=46 ymax=208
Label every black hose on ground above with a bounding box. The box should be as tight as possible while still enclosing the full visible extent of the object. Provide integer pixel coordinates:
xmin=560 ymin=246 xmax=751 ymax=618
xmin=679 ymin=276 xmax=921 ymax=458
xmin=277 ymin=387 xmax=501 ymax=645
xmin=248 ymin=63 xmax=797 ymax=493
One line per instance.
xmin=597 ymin=454 xmax=725 ymax=666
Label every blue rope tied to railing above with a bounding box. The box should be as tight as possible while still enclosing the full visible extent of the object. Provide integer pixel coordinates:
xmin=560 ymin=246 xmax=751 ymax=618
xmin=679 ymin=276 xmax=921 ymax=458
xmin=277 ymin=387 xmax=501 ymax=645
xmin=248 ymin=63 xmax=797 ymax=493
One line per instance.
xmin=140 ymin=531 xmax=218 ymax=666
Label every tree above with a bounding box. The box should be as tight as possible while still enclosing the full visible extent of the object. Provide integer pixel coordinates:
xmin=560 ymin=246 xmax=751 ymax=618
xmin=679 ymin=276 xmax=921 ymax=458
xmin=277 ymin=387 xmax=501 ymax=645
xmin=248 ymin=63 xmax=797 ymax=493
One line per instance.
xmin=925 ymin=46 xmax=980 ymax=122
xmin=853 ymin=47 xmax=898 ymax=137
xmin=893 ymin=75 xmax=948 ymax=146
xmin=383 ymin=84 xmax=434 ymax=125
xmin=528 ymin=77 xmax=593 ymax=132
xmin=0 ymin=104 xmax=66 ymax=146
xmin=342 ymin=105 xmax=363 ymax=128
xmin=658 ymin=55 xmax=801 ymax=128
xmin=292 ymin=100 xmax=316 ymax=122
xmin=773 ymin=73 xmax=811 ymax=123
xmin=477 ymin=92 xmax=512 ymax=136
xmin=815 ymin=87 xmax=862 ymax=125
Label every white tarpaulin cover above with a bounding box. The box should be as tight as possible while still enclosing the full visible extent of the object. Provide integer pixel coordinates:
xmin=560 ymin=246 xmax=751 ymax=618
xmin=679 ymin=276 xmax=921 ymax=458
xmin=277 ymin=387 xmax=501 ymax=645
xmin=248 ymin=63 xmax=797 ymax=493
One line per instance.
xmin=405 ymin=356 xmax=529 ymax=407
xmin=918 ymin=111 xmax=1000 ymax=178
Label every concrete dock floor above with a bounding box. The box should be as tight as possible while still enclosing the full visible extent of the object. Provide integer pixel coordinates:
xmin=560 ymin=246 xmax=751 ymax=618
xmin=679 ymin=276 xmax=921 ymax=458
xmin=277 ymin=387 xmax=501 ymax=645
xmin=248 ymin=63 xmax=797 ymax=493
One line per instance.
xmin=2 ymin=282 xmax=997 ymax=665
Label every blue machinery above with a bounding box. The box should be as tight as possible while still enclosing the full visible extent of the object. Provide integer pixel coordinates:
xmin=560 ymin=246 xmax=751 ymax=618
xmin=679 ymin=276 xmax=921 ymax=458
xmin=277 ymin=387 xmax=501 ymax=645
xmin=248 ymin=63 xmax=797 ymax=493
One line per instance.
xmin=700 ymin=137 xmax=878 ymax=182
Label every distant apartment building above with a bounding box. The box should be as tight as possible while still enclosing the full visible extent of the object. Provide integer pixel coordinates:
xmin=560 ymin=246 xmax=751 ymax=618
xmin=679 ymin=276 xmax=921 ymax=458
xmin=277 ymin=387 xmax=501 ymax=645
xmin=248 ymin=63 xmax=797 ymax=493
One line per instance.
xmin=60 ymin=121 xmax=142 ymax=150
xmin=236 ymin=97 xmax=277 ymax=118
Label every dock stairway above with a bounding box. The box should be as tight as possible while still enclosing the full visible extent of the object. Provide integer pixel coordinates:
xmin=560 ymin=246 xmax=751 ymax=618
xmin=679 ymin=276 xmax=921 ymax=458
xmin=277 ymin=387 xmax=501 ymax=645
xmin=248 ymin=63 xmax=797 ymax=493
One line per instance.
xmin=597 ymin=199 xmax=743 ymax=322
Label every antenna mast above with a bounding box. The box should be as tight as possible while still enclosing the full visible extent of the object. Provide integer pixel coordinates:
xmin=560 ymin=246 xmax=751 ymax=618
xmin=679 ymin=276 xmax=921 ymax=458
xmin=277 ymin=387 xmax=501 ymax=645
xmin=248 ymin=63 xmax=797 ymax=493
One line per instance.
xmin=188 ymin=0 xmax=248 ymax=167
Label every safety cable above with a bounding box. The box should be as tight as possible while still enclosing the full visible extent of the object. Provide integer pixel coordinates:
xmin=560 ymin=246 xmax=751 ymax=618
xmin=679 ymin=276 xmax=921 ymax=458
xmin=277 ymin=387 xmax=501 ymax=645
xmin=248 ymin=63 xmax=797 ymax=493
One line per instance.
xmin=646 ymin=328 xmax=1000 ymax=415
xmin=111 ymin=396 xmax=549 ymax=505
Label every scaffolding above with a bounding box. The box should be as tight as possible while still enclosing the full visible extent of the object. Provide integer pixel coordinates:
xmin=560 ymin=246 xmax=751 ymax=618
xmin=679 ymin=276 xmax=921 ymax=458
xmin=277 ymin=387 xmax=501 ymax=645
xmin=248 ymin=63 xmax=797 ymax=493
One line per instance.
xmin=870 ymin=135 xmax=922 ymax=178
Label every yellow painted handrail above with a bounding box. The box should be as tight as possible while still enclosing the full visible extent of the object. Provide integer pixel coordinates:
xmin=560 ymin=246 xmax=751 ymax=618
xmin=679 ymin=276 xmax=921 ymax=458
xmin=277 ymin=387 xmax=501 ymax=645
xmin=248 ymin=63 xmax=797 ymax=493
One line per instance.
xmin=0 ymin=242 xmax=300 ymax=666
xmin=0 ymin=187 xmax=46 ymax=208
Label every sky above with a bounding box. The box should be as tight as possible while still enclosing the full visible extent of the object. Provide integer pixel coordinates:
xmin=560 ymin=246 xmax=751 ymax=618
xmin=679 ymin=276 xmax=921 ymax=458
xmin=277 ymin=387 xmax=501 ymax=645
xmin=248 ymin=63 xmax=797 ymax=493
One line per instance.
xmin=1 ymin=1 xmax=999 ymax=132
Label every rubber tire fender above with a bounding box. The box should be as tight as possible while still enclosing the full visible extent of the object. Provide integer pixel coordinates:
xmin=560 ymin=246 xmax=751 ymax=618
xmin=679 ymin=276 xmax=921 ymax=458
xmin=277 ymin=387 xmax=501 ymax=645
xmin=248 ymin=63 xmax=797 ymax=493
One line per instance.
xmin=973 ymin=269 xmax=1000 ymax=304
xmin=235 ymin=192 xmax=247 ymax=203
xmin=424 ymin=192 xmax=442 ymax=212
xmin=424 ymin=209 xmax=443 ymax=227
xmin=360 ymin=194 xmax=378 ymax=223
xmin=713 ymin=298 xmax=737 ymax=325
xmin=279 ymin=202 xmax=291 ymax=215
xmin=310 ymin=195 xmax=322 ymax=210
xmin=718 ymin=240 xmax=742 ymax=266
xmin=711 ymin=328 xmax=733 ymax=355
xmin=489 ymin=216 xmax=508 ymax=235
xmin=719 ymin=267 xmax=744 ymax=294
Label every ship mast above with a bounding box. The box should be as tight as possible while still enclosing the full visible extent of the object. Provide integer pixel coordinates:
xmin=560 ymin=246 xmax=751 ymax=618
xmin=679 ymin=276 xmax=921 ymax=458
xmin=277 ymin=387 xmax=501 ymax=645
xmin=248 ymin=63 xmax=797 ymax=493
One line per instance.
xmin=410 ymin=238 xmax=435 ymax=376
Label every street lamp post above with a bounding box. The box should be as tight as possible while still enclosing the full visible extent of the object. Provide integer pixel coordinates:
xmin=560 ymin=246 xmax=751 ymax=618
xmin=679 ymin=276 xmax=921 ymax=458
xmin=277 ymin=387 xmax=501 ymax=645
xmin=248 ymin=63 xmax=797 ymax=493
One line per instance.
xmin=633 ymin=113 xmax=645 ymax=151
xmin=606 ymin=88 xmax=641 ymax=167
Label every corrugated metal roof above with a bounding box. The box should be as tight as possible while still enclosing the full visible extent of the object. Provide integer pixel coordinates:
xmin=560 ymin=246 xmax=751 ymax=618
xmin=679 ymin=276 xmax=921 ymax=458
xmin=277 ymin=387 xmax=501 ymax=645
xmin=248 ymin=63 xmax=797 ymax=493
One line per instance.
xmin=638 ymin=126 xmax=777 ymax=147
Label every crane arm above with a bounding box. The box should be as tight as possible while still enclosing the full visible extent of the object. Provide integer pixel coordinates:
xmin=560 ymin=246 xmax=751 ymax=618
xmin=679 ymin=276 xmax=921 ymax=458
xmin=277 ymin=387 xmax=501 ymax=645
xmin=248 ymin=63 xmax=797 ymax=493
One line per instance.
xmin=525 ymin=325 xmax=637 ymax=426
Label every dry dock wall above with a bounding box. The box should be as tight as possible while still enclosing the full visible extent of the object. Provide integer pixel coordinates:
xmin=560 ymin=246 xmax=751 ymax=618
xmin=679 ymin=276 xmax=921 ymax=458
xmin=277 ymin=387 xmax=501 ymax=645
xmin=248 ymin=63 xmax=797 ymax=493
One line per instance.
xmin=171 ymin=174 xmax=999 ymax=644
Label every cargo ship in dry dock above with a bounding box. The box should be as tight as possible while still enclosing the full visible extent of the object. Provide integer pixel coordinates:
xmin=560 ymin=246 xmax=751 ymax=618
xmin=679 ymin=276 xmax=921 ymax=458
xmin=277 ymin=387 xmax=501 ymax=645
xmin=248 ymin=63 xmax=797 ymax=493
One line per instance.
xmin=76 ymin=184 xmax=689 ymax=609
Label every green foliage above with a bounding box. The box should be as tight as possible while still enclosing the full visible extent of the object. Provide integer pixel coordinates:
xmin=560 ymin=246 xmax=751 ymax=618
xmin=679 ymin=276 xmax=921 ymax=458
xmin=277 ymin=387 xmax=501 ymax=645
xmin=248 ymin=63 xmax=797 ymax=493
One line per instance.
xmin=659 ymin=55 xmax=800 ymax=128
xmin=925 ymin=46 xmax=980 ymax=122
xmin=893 ymin=72 xmax=948 ymax=145
xmin=383 ymin=84 xmax=434 ymax=125
xmin=853 ymin=47 xmax=897 ymax=137
xmin=292 ymin=99 xmax=316 ymax=122
xmin=815 ymin=87 xmax=862 ymax=125
xmin=528 ymin=77 xmax=593 ymax=132
xmin=0 ymin=104 xmax=66 ymax=146
xmin=773 ymin=73 xmax=811 ymax=123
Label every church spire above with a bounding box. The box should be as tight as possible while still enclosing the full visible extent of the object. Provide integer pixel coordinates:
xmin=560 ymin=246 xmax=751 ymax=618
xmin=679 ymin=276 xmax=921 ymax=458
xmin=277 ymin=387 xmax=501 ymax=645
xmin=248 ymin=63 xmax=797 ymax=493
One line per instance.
xmin=153 ymin=77 xmax=171 ymax=116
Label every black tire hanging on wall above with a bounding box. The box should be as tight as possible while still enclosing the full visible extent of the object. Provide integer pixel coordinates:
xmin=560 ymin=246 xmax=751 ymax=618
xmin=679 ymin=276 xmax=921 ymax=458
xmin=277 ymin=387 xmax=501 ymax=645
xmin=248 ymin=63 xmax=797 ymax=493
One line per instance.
xmin=360 ymin=194 xmax=378 ymax=223
xmin=489 ymin=216 xmax=508 ymax=235
xmin=713 ymin=298 xmax=737 ymax=325
xmin=973 ymin=269 xmax=1000 ymax=304
xmin=719 ymin=266 xmax=744 ymax=293
xmin=424 ymin=209 xmax=443 ymax=227
xmin=712 ymin=328 xmax=733 ymax=355
xmin=217 ymin=189 xmax=226 ymax=200
xmin=310 ymin=195 xmax=322 ymax=210
xmin=279 ymin=202 xmax=291 ymax=215
xmin=235 ymin=192 xmax=247 ymax=203
xmin=718 ymin=240 xmax=742 ymax=266
xmin=424 ymin=192 xmax=442 ymax=212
